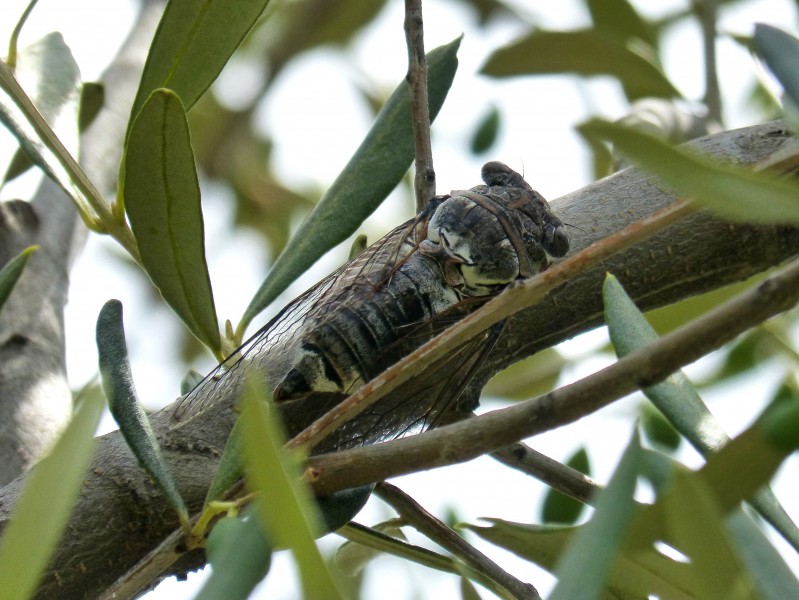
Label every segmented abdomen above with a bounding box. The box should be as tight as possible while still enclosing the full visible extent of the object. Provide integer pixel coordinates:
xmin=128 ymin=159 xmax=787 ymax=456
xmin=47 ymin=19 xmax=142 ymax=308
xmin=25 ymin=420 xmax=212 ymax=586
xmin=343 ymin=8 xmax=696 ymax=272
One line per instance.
xmin=274 ymin=251 xmax=460 ymax=400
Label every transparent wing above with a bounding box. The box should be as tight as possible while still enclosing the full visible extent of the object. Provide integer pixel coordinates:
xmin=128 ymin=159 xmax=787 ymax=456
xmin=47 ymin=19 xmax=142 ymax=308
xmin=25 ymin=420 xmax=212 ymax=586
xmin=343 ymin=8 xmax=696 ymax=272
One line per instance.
xmin=276 ymin=309 xmax=503 ymax=454
xmin=171 ymin=214 xmax=425 ymax=424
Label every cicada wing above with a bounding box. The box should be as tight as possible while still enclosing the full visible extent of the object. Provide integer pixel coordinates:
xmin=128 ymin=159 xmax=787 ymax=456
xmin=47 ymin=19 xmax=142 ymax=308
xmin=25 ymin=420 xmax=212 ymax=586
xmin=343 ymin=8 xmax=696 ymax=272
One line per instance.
xmin=170 ymin=214 xmax=427 ymax=426
xmin=305 ymin=320 xmax=505 ymax=454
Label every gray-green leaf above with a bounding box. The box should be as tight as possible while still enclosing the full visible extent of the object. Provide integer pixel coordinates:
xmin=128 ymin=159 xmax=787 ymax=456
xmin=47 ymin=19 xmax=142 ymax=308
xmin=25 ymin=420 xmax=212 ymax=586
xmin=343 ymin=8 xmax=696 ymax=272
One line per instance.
xmin=129 ymin=0 xmax=272 ymax=124
xmin=96 ymin=299 xmax=188 ymax=524
xmin=124 ymin=88 xmax=220 ymax=354
xmin=481 ymin=30 xmax=679 ymax=101
xmin=238 ymin=36 xmax=461 ymax=332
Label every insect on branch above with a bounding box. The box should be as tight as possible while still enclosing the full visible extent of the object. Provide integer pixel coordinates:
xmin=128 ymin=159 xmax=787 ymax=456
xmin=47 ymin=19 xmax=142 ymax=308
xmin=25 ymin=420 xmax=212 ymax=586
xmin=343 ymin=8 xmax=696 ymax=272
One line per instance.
xmin=405 ymin=0 xmax=436 ymax=210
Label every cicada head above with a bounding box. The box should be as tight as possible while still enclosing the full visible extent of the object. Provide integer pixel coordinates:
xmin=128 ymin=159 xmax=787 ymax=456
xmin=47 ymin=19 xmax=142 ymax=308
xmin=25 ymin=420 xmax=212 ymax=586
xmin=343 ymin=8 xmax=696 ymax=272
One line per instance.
xmin=423 ymin=162 xmax=569 ymax=297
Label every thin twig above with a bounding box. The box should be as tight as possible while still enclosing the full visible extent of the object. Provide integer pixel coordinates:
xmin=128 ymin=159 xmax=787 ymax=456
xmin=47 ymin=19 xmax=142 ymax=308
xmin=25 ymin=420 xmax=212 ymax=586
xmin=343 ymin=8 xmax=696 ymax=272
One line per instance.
xmin=288 ymin=200 xmax=695 ymax=453
xmin=696 ymin=0 xmax=722 ymax=125
xmin=308 ymin=254 xmax=799 ymax=493
xmin=404 ymin=0 xmax=436 ymax=210
xmin=491 ymin=442 xmax=601 ymax=505
xmin=375 ymin=482 xmax=540 ymax=600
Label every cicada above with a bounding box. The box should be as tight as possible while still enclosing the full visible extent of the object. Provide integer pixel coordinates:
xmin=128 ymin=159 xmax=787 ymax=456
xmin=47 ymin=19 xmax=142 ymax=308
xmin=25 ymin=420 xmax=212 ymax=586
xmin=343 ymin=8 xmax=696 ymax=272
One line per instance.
xmin=172 ymin=162 xmax=569 ymax=454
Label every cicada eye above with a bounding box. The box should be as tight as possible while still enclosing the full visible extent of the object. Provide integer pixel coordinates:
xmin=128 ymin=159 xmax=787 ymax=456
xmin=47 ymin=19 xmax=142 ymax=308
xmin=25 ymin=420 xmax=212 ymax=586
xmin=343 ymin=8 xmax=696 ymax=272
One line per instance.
xmin=545 ymin=224 xmax=570 ymax=258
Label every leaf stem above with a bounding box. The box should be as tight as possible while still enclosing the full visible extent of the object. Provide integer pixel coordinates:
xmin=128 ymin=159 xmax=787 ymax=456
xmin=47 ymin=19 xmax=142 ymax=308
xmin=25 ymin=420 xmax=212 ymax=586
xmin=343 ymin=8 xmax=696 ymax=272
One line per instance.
xmin=0 ymin=59 xmax=140 ymax=261
xmin=7 ymin=0 xmax=39 ymax=69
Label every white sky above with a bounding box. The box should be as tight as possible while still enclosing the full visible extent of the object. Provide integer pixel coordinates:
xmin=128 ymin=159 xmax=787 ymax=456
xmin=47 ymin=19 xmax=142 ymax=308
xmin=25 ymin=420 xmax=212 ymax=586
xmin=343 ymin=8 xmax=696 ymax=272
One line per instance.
xmin=2 ymin=1 xmax=799 ymax=598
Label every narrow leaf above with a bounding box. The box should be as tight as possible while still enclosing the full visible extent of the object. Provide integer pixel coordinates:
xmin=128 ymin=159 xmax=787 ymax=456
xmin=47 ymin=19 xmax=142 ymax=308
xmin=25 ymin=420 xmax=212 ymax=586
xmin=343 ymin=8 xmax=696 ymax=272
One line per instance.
xmin=470 ymin=105 xmax=500 ymax=154
xmin=0 ymin=245 xmax=36 ymax=312
xmin=0 ymin=392 xmax=103 ymax=600
xmin=580 ymin=119 xmax=799 ymax=224
xmin=130 ymin=0 xmax=271 ymax=123
xmin=627 ymin=395 xmax=799 ymax=553
xmin=726 ymin=510 xmax=799 ymax=599
xmin=240 ymin=377 xmax=345 ymax=598
xmin=238 ymin=37 xmax=461 ymax=331
xmin=754 ymin=24 xmax=799 ymax=108
xmin=603 ymin=274 xmax=799 ymax=552
xmin=96 ymin=300 xmax=188 ymax=523
xmin=587 ymin=0 xmax=657 ymax=48
xmin=549 ymin=431 xmax=642 ymax=600
xmin=124 ymin=88 xmax=220 ymax=353
xmin=204 ymin=417 xmax=243 ymax=506
xmin=481 ymin=30 xmax=679 ymax=101
xmin=465 ymin=521 xmax=696 ymax=599
xmin=660 ymin=472 xmax=752 ymax=598
xmin=195 ymin=514 xmax=272 ymax=600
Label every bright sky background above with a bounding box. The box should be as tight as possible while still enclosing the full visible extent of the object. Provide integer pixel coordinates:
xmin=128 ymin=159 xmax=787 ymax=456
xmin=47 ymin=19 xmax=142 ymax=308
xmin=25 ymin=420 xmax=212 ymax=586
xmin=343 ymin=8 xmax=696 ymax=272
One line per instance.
xmin=2 ymin=1 xmax=799 ymax=598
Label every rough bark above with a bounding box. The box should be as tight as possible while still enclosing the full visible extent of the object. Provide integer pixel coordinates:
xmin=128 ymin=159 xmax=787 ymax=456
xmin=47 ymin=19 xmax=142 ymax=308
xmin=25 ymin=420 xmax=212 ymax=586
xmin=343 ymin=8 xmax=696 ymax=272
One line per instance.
xmin=0 ymin=0 xmax=167 ymax=486
xmin=0 ymin=120 xmax=793 ymax=599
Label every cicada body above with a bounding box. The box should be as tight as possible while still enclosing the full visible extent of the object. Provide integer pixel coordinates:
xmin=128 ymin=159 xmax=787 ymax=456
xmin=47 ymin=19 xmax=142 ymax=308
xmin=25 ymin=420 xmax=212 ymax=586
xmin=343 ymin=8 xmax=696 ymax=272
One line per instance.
xmin=172 ymin=162 xmax=568 ymax=453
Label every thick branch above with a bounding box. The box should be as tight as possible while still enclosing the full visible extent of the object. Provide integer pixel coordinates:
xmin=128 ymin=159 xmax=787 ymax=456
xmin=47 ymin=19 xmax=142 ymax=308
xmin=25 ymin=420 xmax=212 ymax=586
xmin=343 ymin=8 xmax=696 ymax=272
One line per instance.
xmin=0 ymin=121 xmax=796 ymax=599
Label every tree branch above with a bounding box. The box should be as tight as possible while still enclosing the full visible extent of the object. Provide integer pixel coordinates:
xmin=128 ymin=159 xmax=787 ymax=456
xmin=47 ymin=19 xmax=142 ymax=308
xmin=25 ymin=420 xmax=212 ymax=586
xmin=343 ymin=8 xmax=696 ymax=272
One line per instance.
xmin=375 ymin=482 xmax=540 ymax=599
xmin=1 ymin=121 xmax=796 ymax=599
xmin=404 ymin=0 xmax=436 ymax=210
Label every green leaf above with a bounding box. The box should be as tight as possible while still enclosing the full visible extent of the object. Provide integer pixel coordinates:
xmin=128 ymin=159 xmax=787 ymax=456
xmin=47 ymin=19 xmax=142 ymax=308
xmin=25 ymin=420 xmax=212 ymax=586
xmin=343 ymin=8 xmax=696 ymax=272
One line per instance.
xmin=754 ymin=24 xmax=799 ymax=109
xmin=0 ymin=392 xmax=103 ymax=600
xmin=204 ymin=417 xmax=243 ymax=506
xmin=541 ymin=447 xmax=590 ymax=525
xmin=658 ymin=472 xmax=753 ymax=599
xmin=579 ymin=119 xmax=799 ymax=224
xmin=484 ymin=348 xmax=566 ymax=401
xmin=465 ymin=521 xmax=696 ymax=599
xmin=603 ymin=274 xmax=799 ymax=553
xmin=77 ymin=81 xmax=104 ymax=132
xmin=96 ymin=300 xmax=188 ymax=524
xmin=549 ymin=431 xmax=642 ymax=600
xmin=639 ymin=402 xmax=681 ymax=452
xmin=240 ymin=377 xmax=345 ymax=599
xmin=124 ymin=88 xmax=220 ymax=354
xmin=180 ymin=369 xmax=204 ymax=396
xmin=0 ymin=245 xmax=36 ymax=313
xmin=481 ymin=30 xmax=679 ymax=101
xmin=129 ymin=0 xmax=272 ymax=123
xmin=470 ymin=105 xmax=500 ymax=155
xmin=335 ymin=521 xmax=407 ymax=576
xmin=238 ymin=36 xmax=461 ymax=331
xmin=586 ymin=0 xmax=658 ymax=49
xmin=195 ymin=514 xmax=272 ymax=600
xmin=725 ymin=511 xmax=799 ymax=599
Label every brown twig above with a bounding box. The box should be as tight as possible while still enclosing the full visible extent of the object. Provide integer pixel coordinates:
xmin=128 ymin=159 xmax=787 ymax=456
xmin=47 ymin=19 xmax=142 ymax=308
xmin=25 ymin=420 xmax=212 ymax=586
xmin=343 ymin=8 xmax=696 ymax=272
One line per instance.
xmin=491 ymin=442 xmax=601 ymax=505
xmin=308 ymin=254 xmax=799 ymax=494
xmin=696 ymin=0 xmax=722 ymax=126
xmin=375 ymin=482 xmax=540 ymax=600
xmin=404 ymin=0 xmax=436 ymax=210
xmin=288 ymin=200 xmax=695 ymax=453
